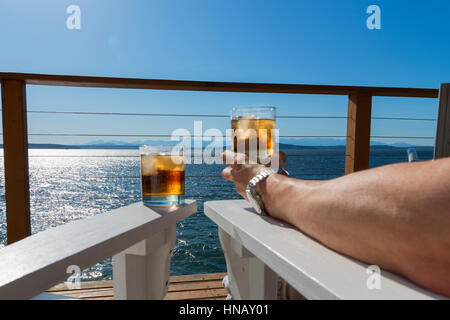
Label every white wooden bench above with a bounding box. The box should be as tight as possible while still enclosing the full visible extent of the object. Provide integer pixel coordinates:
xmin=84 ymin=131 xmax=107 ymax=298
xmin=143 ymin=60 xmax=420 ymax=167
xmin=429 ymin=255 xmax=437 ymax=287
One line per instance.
xmin=204 ymin=200 xmax=446 ymax=300
xmin=0 ymin=200 xmax=196 ymax=300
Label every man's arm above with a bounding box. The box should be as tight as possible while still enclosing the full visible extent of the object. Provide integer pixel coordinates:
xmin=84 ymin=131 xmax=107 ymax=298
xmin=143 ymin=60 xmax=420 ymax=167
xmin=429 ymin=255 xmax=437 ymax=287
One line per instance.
xmin=221 ymin=151 xmax=450 ymax=297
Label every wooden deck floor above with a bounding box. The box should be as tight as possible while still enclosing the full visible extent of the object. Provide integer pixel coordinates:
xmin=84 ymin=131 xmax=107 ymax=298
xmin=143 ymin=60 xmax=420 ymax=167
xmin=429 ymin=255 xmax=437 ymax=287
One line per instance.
xmin=47 ymin=272 xmax=228 ymax=300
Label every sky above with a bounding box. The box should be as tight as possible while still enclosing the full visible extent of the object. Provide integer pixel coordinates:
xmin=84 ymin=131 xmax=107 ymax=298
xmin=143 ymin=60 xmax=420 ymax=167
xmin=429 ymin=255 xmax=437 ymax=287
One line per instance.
xmin=0 ymin=0 xmax=449 ymax=146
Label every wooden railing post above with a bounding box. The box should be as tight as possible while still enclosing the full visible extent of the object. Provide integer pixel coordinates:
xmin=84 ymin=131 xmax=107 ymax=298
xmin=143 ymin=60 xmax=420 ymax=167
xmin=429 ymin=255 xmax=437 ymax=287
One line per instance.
xmin=345 ymin=93 xmax=372 ymax=174
xmin=1 ymin=79 xmax=31 ymax=244
xmin=434 ymin=83 xmax=450 ymax=159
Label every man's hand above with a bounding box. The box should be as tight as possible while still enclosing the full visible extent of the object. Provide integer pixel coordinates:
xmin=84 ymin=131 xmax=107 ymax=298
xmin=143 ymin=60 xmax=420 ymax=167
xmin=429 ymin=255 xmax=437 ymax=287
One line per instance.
xmin=221 ymin=150 xmax=286 ymax=199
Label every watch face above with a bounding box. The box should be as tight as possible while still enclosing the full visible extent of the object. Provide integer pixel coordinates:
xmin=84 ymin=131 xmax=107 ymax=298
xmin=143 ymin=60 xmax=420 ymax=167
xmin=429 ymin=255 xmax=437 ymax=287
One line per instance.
xmin=246 ymin=189 xmax=252 ymax=201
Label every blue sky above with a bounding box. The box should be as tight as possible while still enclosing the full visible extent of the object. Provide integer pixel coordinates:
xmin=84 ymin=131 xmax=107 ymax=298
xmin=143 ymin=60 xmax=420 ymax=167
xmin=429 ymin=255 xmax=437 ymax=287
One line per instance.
xmin=0 ymin=0 xmax=448 ymax=146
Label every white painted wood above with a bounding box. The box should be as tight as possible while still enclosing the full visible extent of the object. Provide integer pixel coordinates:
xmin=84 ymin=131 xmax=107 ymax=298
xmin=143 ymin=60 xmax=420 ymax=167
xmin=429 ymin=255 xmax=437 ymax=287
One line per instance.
xmin=113 ymin=225 xmax=176 ymax=300
xmin=219 ymin=228 xmax=277 ymax=300
xmin=435 ymin=83 xmax=450 ymax=159
xmin=0 ymin=200 xmax=196 ymax=300
xmin=205 ymin=200 xmax=446 ymax=300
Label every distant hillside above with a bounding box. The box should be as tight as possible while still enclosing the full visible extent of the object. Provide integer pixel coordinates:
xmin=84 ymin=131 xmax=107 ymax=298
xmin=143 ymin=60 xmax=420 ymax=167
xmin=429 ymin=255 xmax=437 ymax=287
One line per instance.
xmin=278 ymin=143 xmax=317 ymax=149
xmin=0 ymin=144 xmax=82 ymax=149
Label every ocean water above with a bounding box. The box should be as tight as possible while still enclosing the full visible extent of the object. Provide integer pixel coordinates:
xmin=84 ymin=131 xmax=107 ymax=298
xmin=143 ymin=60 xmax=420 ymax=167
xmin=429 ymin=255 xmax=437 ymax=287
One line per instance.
xmin=0 ymin=147 xmax=433 ymax=281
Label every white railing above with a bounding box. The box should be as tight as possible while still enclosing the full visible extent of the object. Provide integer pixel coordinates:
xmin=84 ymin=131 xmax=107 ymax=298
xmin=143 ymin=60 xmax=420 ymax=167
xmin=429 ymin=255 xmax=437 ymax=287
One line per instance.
xmin=0 ymin=200 xmax=196 ymax=300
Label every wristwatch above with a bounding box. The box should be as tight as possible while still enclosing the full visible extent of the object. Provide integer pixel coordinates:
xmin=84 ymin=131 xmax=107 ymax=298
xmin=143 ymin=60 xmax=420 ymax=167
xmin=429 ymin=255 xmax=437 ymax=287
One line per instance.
xmin=246 ymin=167 xmax=290 ymax=216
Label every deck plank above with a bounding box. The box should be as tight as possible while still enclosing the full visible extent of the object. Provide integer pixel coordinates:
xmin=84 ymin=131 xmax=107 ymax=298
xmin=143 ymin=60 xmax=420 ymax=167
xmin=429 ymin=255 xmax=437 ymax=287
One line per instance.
xmin=164 ymin=288 xmax=228 ymax=300
xmin=168 ymin=280 xmax=224 ymax=292
xmin=47 ymin=273 xmax=227 ymax=300
xmin=169 ymin=273 xmax=225 ymax=283
xmin=47 ymin=280 xmax=113 ymax=292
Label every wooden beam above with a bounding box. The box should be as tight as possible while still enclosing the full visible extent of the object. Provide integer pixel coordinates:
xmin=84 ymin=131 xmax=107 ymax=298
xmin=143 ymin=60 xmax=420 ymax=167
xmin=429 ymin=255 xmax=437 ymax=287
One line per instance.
xmin=434 ymin=83 xmax=450 ymax=159
xmin=1 ymin=79 xmax=31 ymax=244
xmin=0 ymin=73 xmax=439 ymax=98
xmin=345 ymin=93 xmax=372 ymax=174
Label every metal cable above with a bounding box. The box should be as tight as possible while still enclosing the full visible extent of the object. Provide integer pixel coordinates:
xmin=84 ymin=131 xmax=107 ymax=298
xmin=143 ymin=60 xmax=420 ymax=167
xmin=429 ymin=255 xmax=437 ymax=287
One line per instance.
xmin=24 ymin=110 xmax=350 ymax=119
xmin=21 ymin=109 xmax=436 ymax=121
xmin=30 ymin=172 xmax=342 ymax=180
xmin=0 ymin=133 xmax=432 ymax=139
xmin=21 ymin=134 xmax=350 ymax=138
xmin=1 ymin=154 xmax=348 ymax=158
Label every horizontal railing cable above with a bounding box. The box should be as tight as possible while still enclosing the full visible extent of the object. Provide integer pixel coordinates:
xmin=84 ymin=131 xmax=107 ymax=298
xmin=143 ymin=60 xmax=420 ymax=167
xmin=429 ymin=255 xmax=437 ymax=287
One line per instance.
xmin=21 ymin=134 xmax=350 ymax=138
xmin=371 ymin=116 xmax=436 ymax=121
xmin=0 ymin=154 xmax=348 ymax=158
xmin=23 ymin=110 xmax=350 ymax=120
xmin=25 ymin=196 xmax=239 ymax=201
xmin=12 ymin=133 xmax=434 ymax=139
xmin=28 ymin=172 xmax=344 ymax=180
xmin=370 ymin=136 xmax=434 ymax=140
xmin=0 ymin=109 xmax=436 ymax=121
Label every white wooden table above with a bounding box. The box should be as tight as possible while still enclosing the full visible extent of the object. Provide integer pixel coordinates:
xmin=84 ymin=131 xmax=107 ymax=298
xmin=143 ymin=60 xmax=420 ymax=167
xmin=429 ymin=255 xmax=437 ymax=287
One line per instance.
xmin=0 ymin=200 xmax=197 ymax=300
xmin=205 ymin=199 xmax=446 ymax=300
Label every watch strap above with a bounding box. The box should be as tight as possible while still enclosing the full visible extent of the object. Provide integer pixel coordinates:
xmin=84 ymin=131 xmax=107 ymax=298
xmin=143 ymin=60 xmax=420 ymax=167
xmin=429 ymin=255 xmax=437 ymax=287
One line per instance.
xmin=246 ymin=169 xmax=277 ymax=216
xmin=248 ymin=168 xmax=277 ymax=188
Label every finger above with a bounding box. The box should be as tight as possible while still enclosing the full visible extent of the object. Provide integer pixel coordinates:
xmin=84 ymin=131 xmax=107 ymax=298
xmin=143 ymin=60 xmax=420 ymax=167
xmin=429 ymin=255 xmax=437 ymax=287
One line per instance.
xmin=272 ymin=151 xmax=287 ymax=168
xmin=221 ymin=150 xmax=231 ymax=163
xmin=221 ymin=166 xmax=233 ymax=181
xmin=222 ymin=150 xmax=248 ymax=165
xmin=260 ymin=151 xmax=287 ymax=168
xmin=236 ymin=185 xmax=247 ymax=200
xmin=222 ymin=150 xmax=237 ymax=164
xmin=278 ymin=151 xmax=287 ymax=165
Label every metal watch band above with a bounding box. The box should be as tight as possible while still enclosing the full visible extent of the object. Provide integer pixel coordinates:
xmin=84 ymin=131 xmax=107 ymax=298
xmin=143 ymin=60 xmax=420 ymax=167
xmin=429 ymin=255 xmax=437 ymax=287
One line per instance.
xmin=246 ymin=169 xmax=277 ymax=216
xmin=248 ymin=169 xmax=276 ymax=188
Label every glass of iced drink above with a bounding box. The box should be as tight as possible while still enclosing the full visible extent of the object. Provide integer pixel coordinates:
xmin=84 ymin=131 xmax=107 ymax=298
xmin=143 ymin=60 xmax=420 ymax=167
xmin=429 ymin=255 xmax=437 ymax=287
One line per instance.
xmin=231 ymin=106 xmax=276 ymax=160
xmin=140 ymin=145 xmax=185 ymax=207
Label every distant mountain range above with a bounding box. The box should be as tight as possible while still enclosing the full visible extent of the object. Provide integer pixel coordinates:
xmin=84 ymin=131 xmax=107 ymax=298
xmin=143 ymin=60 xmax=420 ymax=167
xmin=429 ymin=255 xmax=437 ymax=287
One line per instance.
xmin=278 ymin=138 xmax=418 ymax=148
xmin=2 ymin=138 xmax=432 ymax=149
xmin=78 ymin=138 xmax=427 ymax=148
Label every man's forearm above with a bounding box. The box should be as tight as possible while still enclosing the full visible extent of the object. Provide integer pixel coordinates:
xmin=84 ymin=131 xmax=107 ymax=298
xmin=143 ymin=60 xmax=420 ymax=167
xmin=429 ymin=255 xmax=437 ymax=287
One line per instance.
xmin=256 ymin=158 xmax=450 ymax=296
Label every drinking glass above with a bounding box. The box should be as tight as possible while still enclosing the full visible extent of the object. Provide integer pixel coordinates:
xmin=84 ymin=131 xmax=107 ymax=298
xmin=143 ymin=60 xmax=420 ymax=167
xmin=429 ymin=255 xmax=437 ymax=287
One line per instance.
xmin=231 ymin=106 xmax=276 ymax=159
xmin=140 ymin=145 xmax=185 ymax=207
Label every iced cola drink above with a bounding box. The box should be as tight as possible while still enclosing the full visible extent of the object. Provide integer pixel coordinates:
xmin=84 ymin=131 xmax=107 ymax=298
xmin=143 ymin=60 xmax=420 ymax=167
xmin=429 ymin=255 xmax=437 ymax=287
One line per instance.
xmin=231 ymin=107 xmax=276 ymax=159
xmin=140 ymin=146 xmax=185 ymax=207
